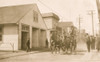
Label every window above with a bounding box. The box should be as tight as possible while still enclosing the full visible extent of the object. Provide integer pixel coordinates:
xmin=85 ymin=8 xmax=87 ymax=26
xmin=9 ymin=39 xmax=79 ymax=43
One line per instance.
xmin=22 ymin=25 xmax=29 ymax=32
xmin=33 ymin=10 xmax=38 ymax=22
xmin=0 ymin=27 xmax=2 ymax=41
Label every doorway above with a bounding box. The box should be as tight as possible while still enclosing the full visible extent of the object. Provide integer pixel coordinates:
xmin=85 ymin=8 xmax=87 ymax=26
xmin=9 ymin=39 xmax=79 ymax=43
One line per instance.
xmin=32 ymin=28 xmax=39 ymax=48
xmin=21 ymin=32 xmax=28 ymax=50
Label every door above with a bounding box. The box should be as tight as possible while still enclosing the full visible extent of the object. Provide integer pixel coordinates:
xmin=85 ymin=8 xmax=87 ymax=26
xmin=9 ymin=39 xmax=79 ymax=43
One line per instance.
xmin=21 ymin=32 xmax=28 ymax=50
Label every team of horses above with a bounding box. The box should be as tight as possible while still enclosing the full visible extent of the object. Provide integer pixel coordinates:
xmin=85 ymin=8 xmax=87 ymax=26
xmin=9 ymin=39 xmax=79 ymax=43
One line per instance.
xmin=50 ymin=36 xmax=77 ymax=54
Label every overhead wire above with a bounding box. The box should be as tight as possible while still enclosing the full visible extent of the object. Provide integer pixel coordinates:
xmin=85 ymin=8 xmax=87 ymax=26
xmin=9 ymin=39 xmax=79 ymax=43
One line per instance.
xmin=37 ymin=0 xmax=68 ymax=22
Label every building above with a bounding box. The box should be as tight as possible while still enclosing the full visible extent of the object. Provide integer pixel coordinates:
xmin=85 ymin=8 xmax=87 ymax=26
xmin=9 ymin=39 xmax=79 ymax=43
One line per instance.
xmin=0 ymin=4 xmax=47 ymax=51
xmin=42 ymin=13 xmax=60 ymax=48
xmin=58 ymin=22 xmax=75 ymax=42
xmin=58 ymin=22 xmax=78 ymax=43
xmin=58 ymin=22 xmax=74 ymax=37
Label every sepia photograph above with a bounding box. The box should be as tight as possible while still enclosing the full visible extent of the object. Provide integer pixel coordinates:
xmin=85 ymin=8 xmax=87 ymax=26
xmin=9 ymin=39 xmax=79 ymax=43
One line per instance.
xmin=0 ymin=0 xmax=100 ymax=62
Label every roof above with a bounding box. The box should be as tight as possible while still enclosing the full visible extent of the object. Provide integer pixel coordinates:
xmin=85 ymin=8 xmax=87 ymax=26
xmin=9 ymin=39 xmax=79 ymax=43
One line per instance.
xmin=0 ymin=4 xmax=35 ymax=24
xmin=58 ymin=22 xmax=73 ymax=27
xmin=42 ymin=13 xmax=60 ymax=20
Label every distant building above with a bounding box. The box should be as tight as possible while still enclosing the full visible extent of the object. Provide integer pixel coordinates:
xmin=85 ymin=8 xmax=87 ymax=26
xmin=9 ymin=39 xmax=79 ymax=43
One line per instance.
xmin=58 ymin=22 xmax=74 ymax=37
xmin=0 ymin=4 xmax=47 ymax=51
xmin=42 ymin=13 xmax=60 ymax=47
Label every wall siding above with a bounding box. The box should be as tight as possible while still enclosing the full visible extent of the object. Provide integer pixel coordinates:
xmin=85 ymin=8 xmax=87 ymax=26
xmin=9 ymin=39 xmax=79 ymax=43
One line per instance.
xmin=0 ymin=24 xmax=18 ymax=51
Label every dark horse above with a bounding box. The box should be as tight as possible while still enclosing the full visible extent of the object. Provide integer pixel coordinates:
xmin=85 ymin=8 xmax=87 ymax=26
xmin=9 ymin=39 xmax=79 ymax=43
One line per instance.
xmin=62 ymin=36 xmax=77 ymax=54
xmin=62 ymin=37 xmax=72 ymax=53
xmin=50 ymin=40 xmax=55 ymax=54
xmin=70 ymin=37 xmax=77 ymax=54
xmin=50 ymin=40 xmax=61 ymax=54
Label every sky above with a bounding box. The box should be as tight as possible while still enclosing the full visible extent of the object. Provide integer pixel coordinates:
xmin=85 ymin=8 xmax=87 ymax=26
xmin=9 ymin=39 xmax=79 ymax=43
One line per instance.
xmin=0 ymin=0 xmax=99 ymax=35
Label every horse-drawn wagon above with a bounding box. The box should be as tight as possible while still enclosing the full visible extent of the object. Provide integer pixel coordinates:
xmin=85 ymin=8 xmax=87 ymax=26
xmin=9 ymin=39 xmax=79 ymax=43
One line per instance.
xmin=50 ymin=26 xmax=77 ymax=54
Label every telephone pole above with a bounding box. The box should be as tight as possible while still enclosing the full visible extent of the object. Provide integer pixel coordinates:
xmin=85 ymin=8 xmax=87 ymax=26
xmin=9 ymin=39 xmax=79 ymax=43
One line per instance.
xmin=78 ymin=15 xmax=82 ymax=42
xmin=96 ymin=0 xmax=100 ymax=35
xmin=78 ymin=15 xmax=82 ymax=34
xmin=88 ymin=10 xmax=95 ymax=36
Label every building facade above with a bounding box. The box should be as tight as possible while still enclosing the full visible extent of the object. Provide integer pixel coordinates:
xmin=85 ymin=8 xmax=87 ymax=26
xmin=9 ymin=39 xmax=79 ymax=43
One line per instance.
xmin=42 ymin=13 xmax=60 ymax=48
xmin=58 ymin=22 xmax=74 ymax=39
xmin=58 ymin=22 xmax=78 ymax=44
xmin=0 ymin=4 xmax=47 ymax=51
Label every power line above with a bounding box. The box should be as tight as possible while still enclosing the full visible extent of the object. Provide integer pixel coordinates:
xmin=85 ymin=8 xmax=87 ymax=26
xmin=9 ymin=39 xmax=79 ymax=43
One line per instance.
xmin=37 ymin=0 xmax=67 ymax=22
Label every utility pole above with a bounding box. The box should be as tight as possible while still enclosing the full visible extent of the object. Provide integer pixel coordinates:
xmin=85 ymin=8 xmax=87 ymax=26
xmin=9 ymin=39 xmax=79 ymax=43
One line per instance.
xmin=99 ymin=21 xmax=100 ymax=35
xmin=96 ymin=0 xmax=100 ymax=35
xmin=78 ymin=15 xmax=82 ymax=42
xmin=78 ymin=15 xmax=82 ymax=34
xmin=88 ymin=10 xmax=95 ymax=36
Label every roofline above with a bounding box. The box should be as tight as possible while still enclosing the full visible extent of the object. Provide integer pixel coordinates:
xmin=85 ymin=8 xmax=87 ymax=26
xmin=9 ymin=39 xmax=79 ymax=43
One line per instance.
xmin=0 ymin=3 xmax=36 ymax=8
xmin=58 ymin=21 xmax=73 ymax=23
xmin=42 ymin=12 xmax=60 ymax=20
xmin=34 ymin=4 xmax=48 ymax=30
xmin=0 ymin=23 xmax=17 ymax=25
xmin=0 ymin=3 xmax=37 ymax=24
xmin=0 ymin=4 xmax=48 ymax=30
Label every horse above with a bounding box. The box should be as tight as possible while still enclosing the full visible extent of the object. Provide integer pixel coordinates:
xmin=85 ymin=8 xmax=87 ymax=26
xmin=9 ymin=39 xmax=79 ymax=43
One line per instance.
xmin=50 ymin=40 xmax=56 ymax=54
xmin=69 ymin=37 xmax=77 ymax=54
xmin=62 ymin=36 xmax=77 ymax=54
xmin=50 ymin=39 xmax=62 ymax=54
xmin=61 ymin=37 xmax=71 ymax=53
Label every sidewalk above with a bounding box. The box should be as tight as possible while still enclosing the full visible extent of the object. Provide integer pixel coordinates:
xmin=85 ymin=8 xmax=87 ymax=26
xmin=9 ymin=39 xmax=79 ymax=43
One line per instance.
xmin=0 ymin=50 xmax=40 ymax=60
xmin=0 ymin=48 xmax=50 ymax=60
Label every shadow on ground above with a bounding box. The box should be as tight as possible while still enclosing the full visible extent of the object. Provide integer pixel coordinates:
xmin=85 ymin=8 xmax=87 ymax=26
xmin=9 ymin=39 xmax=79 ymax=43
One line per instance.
xmin=0 ymin=48 xmax=50 ymax=60
xmin=61 ymin=50 xmax=86 ymax=55
xmin=0 ymin=48 xmax=87 ymax=60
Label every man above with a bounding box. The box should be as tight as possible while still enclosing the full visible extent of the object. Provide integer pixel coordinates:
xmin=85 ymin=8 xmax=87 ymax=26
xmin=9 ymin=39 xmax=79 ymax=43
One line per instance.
xmin=90 ymin=36 xmax=93 ymax=50
xmin=26 ymin=39 xmax=30 ymax=52
xmin=46 ymin=39 xmax=48 ymax=48
xmin=91 ymin=36 xmax=95 ymax=49
xmin=96 ymin=35 xmax=100 ymax=52
xmin=73 ymin=38 xmax=77 ymax=51
xmin=86 ymin=34 xmax=91 ymax=52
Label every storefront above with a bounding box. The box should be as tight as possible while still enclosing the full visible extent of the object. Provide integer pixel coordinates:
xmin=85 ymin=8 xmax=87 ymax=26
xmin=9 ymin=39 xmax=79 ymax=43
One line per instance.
xmin=0 ymin=4 xmax=47 ymax=51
